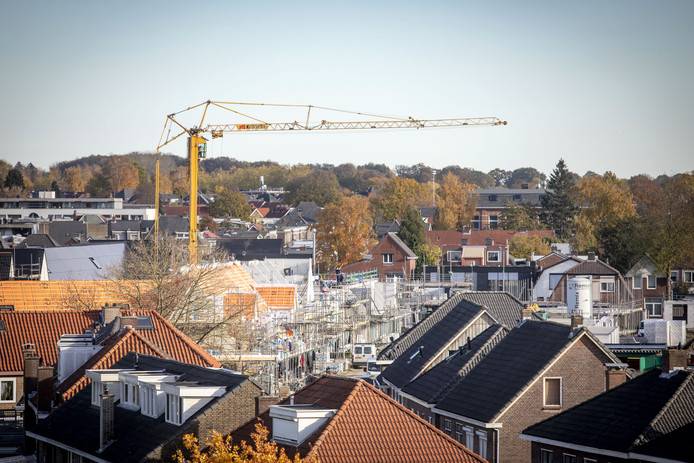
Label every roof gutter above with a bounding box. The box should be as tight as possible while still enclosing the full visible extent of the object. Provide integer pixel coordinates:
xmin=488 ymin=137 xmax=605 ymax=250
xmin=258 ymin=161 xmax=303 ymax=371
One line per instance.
xmin=431 ymin=407 xmax=502 ymax=429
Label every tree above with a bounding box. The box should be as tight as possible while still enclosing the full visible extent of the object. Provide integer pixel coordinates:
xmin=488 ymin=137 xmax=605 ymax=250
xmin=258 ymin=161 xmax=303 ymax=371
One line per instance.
xmin=500 ymin=203 xmax=540 ymax=231
xmin=395 ymin=163 xmax=434 ymax=183
xmin=420 ymin=242 xmax=442 ymax=267
xmin=509 ymin=235 xmax=551 ymax=260
xmin=488 ymin=168 xmax=512 ymax=187
xmin=210 ymin=188 xmax=252 ymax=220
xmin=597 ymin=218 xmax=648 ymax=273
xmin=398 ymin=207 xmax=426 ymax=270
xmin=316 ymin=196 xmax=375 ymax=270
xmin=437 ymin=166 xmax=494 ymax=188
xmin=111 ymin=237 xmax=250 ymax=346
xmin=434 ymin=173 xmax=476 ymax=230
xmin=286 ymin=170 xmax=342 ymax=206
xmin=507 ymin=167 xmax=546 ymax=188
xmin=573 ymin=172 xmax=636 ymax=252
xmin=105 ymin=157 xmax=140 ymax=192
xmin=61 ymin=165 xmax=90 ymax=192
xmin=86 ymin=173 xmax=111 ymax=197
xmin=371 ymin=177 xmax=428 ymax=221
xmin=3 ymin=168 xmax=25 ymax=189
xmin=541 ymin=159 xmax=579 ymax=240
xmin=175 ymin=423 xmax=312 ymax=463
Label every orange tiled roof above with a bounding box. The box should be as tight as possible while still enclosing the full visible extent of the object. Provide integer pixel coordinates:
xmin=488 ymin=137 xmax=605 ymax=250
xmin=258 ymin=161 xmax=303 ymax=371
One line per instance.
xmin=233 ymin=376 xmax=486 ymax=463
xmin=255 ymin=285 xmax=296 ymax=310
xmin=57 ymin=309 xmax=221 ymax=401
xmin=0 ymin=280 xmax=148 ymax=311
xmin=224 ymin=292 xmax=260 ymax=319
xmin=0 ymin=310 xmax=100 ymax=373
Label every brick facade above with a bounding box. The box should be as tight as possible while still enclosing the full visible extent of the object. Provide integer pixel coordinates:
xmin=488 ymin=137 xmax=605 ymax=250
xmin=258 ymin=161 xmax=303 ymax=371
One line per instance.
xmin=343 ymin=234 xmax=416 ymax=280
xmin=434 ymin=335 xmax=613 ymax=463
xmin=530 ymin=441 xmax=628 ymax=463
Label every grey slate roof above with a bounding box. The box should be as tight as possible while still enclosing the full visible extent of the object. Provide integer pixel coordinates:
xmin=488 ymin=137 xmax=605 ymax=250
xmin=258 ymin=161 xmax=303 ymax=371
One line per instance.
xmin=218 ymin=238 xmax=284 ymax=261
xmin=378 ymin=292 xmax=468 ymax=361
xmin=522 ymin=369 xmax=694 ymax=457
xmin=474 ymin=188 xmax=545 ymax=208
xmin=295 ymin=201 xmax=321 ymax=223
xmin=380 ymin=301 xmax=489 ymax=389
xmin=435 ymin=321 xmax=579 ymax=423
xmin=402 ymin=324 xmax=507 ymax=403
xmin=566 ymin=259 xmax=619 ymax=276
xmin=457 ymin=291 xmax=524 ymax=329
xmin=32 ymin=354 xmax=253 ymax=463
xmin=17 ymin=234 xmax=58 ymax=248
xmin=44 ymin=242 xmax=126 ymax=280
xmin=375 ymin=220 xmax=400 ymax=238
xmin=48 ymin=221 xmax=88 ymax=245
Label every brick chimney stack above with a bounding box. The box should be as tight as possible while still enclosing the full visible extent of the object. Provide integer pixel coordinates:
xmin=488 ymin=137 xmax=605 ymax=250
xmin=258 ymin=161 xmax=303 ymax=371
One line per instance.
xmin=99 ymin=390 xmax=115 ymax=452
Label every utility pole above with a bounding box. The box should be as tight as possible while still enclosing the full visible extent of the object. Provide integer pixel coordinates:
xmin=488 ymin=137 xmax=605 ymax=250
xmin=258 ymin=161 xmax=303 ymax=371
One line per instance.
xmin=431 ymin=168 xmax=437 ymax=207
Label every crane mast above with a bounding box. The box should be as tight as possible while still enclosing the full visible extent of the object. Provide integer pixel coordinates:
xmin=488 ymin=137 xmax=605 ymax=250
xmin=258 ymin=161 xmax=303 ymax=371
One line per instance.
xmin=155 ymin=100 xmax=507 ymax=264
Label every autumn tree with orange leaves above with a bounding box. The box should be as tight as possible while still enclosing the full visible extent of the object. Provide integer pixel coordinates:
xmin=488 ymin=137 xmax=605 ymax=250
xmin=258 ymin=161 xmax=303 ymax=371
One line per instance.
xmin=174 ymin=423 xmax=315 ymax=463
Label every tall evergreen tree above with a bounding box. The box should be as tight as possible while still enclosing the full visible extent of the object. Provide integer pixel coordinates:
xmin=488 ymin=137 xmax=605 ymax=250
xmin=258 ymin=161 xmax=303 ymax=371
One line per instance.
xmin=4 ymin=168 xmax=25 ymax=189
xmin=541 ymin=159 xmax=578 ymax=239
xmin=398 ymin=207 xmax=426 ymax=270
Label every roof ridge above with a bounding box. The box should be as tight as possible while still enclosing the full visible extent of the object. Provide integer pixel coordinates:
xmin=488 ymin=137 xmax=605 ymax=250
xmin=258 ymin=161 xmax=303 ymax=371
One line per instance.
xmin=359 ymin=380 xmax=485 ymax=461
xmin=147 ymin=310 xmax=221 ymax=367
xmin=631 ymin=370 xmax=693 ymax=449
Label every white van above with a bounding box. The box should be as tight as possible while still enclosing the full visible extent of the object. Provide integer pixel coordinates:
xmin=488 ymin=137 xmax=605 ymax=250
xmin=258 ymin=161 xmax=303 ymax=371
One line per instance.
xmin=351 ymin=343 xmax=376 ymax=367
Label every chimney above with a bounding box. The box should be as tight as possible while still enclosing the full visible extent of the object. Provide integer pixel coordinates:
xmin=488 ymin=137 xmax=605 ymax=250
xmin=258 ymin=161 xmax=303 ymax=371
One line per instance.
xmin=570 ymin=314 xmax=584 ymax=330
xmin=606 ymin=365 xmax=627 ymax=390
xmin=99 ymin=390 xmax=115 ymax=452
xmin=23 ymin=353 xmax=40 ymax=401
xmin=37 ymin=366 xmax=54 ymax=412
xmin=256 ymin=396 xmax=281 ymax=416
xmin=102 ymin=304 xmax=122 ymax=325
xmin=663 ymin=348 xmax=688 ymax=371
xmin=587 ymin=251 xmax=596 ymax=261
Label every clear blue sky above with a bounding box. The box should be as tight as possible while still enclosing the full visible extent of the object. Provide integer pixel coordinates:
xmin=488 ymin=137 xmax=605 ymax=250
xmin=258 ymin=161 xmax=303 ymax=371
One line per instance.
xmin=1 ymin=0 xmax=692 ymax=177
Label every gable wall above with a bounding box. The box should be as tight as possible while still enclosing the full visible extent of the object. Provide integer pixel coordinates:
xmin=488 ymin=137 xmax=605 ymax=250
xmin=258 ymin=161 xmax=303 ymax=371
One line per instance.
xmin=496 ymin=335 xmax=611 ymax=462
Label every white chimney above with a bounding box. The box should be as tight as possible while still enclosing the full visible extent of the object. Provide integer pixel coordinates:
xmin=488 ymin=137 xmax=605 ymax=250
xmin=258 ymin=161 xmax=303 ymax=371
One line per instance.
xmin=269 ymin=405 xmax=336 ymax=445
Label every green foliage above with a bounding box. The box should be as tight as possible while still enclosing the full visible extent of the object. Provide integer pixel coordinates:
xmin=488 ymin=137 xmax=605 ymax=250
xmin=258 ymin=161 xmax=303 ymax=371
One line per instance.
xmin=500 ymin=203 xmax=540 ymax=231
xmin=509 ymin=235 xmax=551 ymax=260
xmin=398 ymin=207 xmax=426 ymax=269
xmin=541 ymin=159 xmax=578 ymax=240
xmin=86 ymin=173 xmax=111 ymax=197
xmin=507 ymin=167 xmax=546 ymax=188
xmin=209 ymin=188 xmax=252 ymax=220
xmin=437 ymin=166 xmax=495 ymax=188
xmin=488 ymin=168 xmax=512 ymax=186
xmin=4 ymin=168 xmax=25 ymax=189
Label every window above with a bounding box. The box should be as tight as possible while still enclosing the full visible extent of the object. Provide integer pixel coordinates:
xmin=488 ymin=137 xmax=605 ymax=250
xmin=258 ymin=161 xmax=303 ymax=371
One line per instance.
xmin=476 ymin=431 xmax=488 ymax=459
xmin=488 ymin=194 xmax=497 ymax=202
xmin=562 ymin=454 xmax=577 ymax=463
xmin=121 ymin=382 xmax=140 ymax=408
xmin=443 ymin=418 xmax=452 ymax=433
xmin=540 ymin=449 xmax=553 ymax=463
xmin=487 ymin=251 xmax=500 ymax=262
xmin=354 ymin=346 xmax=362 ymax=354
xmin=91 ymin=381 xmax=107 ymax=406
xmin=472 ymin=216 xmax=480 ymax=229
xmin=363 ymin=346 xmax=372 ymax=355
xmin=455 ymin=423 xmax=465 ymax=443
xmin=464 ymin=426 xmax=474 ymax=449
xmin=165 ymin=393 xmax=183 ymax=425
xmin=489 ymin=215 xmax=499 ymax=229
xmin=671 ymin=271 xmax=678 ymax=282
xmin=684 ymin=271 xmax=694 ymax=283
xmin=646 ymin=302 xmax=663 ymax=318
xmin=543 ymin=377 xmax=562 ymax=407
xmin=513 ymin=194 xmax=521 ymax=200
xmin=647 ymin=274 xmax=657 ymax=289
xmin=382 ymin=253 xmax=394 ymax=264
xmin=600 ymin=281 xmax=615 ymax=292
xmin=632 ymin=276 xmax=642 ymax=289
xmin=447 ymin=250 xmax=462 ymax=263
xmin=142 ymin=385 xmax=157 ymax=417
xmin=0 ymin=378 xmax=16 ymax=403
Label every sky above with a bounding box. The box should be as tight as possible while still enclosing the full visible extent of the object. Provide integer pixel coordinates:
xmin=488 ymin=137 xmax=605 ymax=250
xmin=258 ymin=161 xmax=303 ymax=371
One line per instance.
xmin=0 ymin=0 xmax=692 ymax=177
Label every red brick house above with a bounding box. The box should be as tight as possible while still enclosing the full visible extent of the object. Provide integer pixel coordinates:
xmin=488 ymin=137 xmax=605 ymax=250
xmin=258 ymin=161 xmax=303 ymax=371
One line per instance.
xmin=625 ymin=255 xmax=669 ymax=318
xmin=342 ymin=232 xmax=417 ymax=280
xmin=428 ymin=320 xmax=625 ymax=462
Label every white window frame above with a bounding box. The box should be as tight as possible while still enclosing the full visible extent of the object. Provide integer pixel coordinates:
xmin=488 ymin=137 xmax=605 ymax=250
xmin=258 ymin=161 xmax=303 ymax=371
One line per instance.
xmin=443 ymin=418 xmax=452 ymax=433
xmin=562 ymin=454 xmax=577 ymax=463
xmin=382 ymin=253 xmax=394 ymax=264
xmin=632 ymin=276 xmax=642 ymax=289
xmin=647 ymin=274 xmax=657 ymax=289
xmin=584 ymin=459 xmax=597 ymax=463
xmin=684 ymin=270 xmax=694 ymax=283
xmin=476 ymin=430 xmax=488 ymax=459
xmin=455 ymin=423 xmax=465 ymax=443
xmin=646 ymin=302 xmax=663 ymax=318
xmin=600 ymin=281 xmax=615 ymax=293
xmin=121 ymin=382 xmax=140 ymax=409
xmin=165 ymin=393 xmax=183 ymax=425
xmin=141 ymin=385 xmax=158 ymax=417
xmin=464 ymin=426 xmax=474 ymax=449
xmin=91 ymin=380 xmax=106 ymax=406
xmin=447 ymin=250 xmax=462 ymax=263
xmin=0 ymin=378 xmax=16 ymax=403
xmin=543 ymin=377 xmax=562 ymax=408
xmin=486 ymin=250 xmax=501 ymax=263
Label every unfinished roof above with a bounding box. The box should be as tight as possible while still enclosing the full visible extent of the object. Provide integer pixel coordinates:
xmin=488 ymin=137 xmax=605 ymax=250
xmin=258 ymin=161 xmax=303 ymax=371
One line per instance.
xmin=232 ymin=376 xmax=486 ymax=463
xmin=0 ymin=280 xmax=146 ymax=310
xmin=566 ymin=259 xmax=620 ymax=276
xmin=45 ymin=242 xmax=126 ymax=280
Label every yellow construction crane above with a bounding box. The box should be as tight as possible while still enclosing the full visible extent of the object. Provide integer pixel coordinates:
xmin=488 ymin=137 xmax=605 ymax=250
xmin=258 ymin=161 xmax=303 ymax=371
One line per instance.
xmin=155 ymin=101 xmax=507 ymax=263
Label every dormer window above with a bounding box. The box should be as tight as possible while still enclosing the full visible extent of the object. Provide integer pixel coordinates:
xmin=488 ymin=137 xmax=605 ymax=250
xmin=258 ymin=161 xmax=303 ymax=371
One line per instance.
xmin=141 ymin=385 xmax=157 ymax=418
xmin=161 ymin=382 xmax=226 ymax=426
xmin=91 ymin=381 xmax=106 ymax=407
xmin=121 ymin=382 xmax=140 ymax=409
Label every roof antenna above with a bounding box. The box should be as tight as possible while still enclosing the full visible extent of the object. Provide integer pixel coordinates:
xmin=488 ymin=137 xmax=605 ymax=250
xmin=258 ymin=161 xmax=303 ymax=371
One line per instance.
xmin=134 ymin=352 xmax=139 ymax=368
xmin=467 ymin=336 xmax=471 ymax=351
